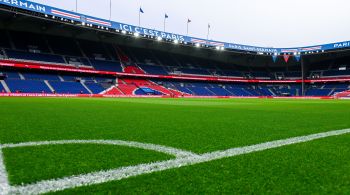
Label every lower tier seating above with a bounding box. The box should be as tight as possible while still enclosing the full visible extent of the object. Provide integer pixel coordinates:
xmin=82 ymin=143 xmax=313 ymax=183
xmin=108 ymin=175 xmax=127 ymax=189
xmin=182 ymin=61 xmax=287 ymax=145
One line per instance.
xmin=6 ymin=79 xmax=51 ymax=93
xmin=49 ymin=81 xmax=89 ymax=94
xmin=0 ymin=82 xmax=5 ymax=92
xmin=1 ymin=69 xmax=349 ymax=96
xmin=84 ymin=82 xmax=105 ymax=94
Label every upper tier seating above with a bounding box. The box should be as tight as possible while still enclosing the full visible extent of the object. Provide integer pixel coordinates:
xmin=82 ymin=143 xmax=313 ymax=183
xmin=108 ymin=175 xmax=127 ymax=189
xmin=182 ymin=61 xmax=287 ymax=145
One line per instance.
xmin=123 ymin=65 xmax=145 ymax=74
xmin=6 ymin=49 xmax=66 ymax=64
xmin=138 ymin=64 xmax=169 ymax=75
xmin=284 ymin=71 xmax=302 ymax=78
xmin=323 ymin=69 xmax=350 ymax=77
xmin=11 ymin=31 xmax=50 ymax=52
xmin=79 ymin=40 xmax=110 ymax=60
xmin=220 ymin=70 xmax=243 ymax=77
xmin=178 ymin=68 xmax=211 ymax=75
xmin=90 ymin=59 xmax=123 ymax=72
xmin=251 ymin=72 xmax=271 ymax=78
xmin=46 ymin=36 xmax=82 ymax=56
xmin=0 ymin=30 xmax=10 ymax=48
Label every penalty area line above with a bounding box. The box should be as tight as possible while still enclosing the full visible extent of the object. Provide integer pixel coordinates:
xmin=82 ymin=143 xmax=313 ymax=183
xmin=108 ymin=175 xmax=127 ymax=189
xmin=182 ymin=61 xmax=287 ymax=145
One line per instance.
xmin=7 ymin=128 xmax=350 ymax=195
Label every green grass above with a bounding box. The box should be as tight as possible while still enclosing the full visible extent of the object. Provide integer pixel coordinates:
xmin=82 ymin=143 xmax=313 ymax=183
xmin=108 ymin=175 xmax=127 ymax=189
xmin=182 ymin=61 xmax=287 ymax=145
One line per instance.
xmin=3 ymin=144 xmax=172 ymax=185
xmin=0 ymin=97 xmax=350 ymax=194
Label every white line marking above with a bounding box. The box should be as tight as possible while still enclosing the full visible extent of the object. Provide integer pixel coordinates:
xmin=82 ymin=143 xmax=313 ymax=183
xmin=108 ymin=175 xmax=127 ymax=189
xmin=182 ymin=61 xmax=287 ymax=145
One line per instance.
xmin=1 ymin=140 xmax=197 ymax=158
xmin=3 ymin=128 xmax=350 ymax=195
xmin=0 ymin=146 xmax=10 ymax=195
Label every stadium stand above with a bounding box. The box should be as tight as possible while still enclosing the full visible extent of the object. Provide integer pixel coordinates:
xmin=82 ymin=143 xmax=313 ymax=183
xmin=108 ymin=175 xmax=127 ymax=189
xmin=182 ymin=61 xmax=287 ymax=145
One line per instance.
xmin=6 ymin=79 xmax=51 ymax=93
xmin=49 ymin=81 xmax=89 ymax=94
xmin=90 ymin=59 xmax=123 ymax=72
xmin=0 ymin=28 xmax=349 ymax=97
xmin=84 ymin=82 xmax=105 ymax=94
xmin=0 ymin=81 xmax=5 ymax=93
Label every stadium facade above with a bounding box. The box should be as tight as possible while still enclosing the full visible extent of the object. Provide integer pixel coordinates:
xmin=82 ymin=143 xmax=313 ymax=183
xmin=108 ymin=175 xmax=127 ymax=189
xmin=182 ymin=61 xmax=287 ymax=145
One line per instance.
xmin=0 ymin=1 xmax=349 ymax=99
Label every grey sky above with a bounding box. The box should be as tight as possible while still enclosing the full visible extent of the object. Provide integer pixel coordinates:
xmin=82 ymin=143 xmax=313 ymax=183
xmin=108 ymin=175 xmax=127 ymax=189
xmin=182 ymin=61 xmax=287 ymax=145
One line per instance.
xmin=31 ymin=0 xmax=350 ymax=48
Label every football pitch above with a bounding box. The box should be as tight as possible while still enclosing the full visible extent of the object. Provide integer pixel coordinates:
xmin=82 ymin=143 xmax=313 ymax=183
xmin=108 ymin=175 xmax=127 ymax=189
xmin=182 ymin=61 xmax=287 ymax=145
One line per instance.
xmin=0 ymin=97 xmax=350 ymax=194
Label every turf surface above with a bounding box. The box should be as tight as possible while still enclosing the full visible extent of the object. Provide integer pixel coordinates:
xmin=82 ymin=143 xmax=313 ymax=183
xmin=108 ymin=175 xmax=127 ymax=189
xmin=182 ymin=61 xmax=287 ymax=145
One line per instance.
xmin=0 ymin=97 xmax=349 ymax=194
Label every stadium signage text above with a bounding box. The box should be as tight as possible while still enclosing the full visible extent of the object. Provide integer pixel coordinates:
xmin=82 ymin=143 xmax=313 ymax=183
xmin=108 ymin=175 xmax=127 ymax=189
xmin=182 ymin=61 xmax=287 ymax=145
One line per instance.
xmin=118 ymin=24 xmax=185 ymax=41
xmin=226 ymin=44 xmax=278 ymax=53
xmin=0 ymin=0 xmax=46 ymax=12
xmin=334 ymin=41 xmax=350 ymax=49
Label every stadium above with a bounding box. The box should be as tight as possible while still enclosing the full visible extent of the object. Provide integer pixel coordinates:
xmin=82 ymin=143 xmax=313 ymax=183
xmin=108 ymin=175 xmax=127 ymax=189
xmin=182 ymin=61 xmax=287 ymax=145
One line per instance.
xmin=0 ymin=0 xmax=349 ymax=194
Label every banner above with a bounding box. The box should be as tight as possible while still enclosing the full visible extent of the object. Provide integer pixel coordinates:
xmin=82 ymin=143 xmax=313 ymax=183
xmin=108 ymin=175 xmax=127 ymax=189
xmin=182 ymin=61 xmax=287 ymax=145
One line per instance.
xmin=272 ymin=55 xmax=278 ymax=63
xmin=283 ymin=54 xmax=290 ymax=63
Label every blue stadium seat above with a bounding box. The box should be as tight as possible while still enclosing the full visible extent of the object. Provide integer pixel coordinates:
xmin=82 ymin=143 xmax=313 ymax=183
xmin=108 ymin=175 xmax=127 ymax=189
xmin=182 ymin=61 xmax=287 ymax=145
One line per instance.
xmin=209 ymin=87 xmax=231 ymax=96
xmin=0 ymin=71 xmax=20 ymax=79
xmin=323 ymin=70 xmax=350 ymax=77
xmin=138 ymin=64 xmax=168 ymax=75
xmin=6 ymin=79 xmax=51 ymax=93
xmin=22 ymin=72 xmax=60 ymax=81
xmin=85 ymin=82 xmax=105 ymax=94
xmin=0 ymin=82 xmax=5 ymax=92
xmin=90 ymin=59 xmax=123 ymax=72
xmin=187 ymin=87 xmax=213 ymax=96
xmin=50 ymin=81 xmax=89 ymax=94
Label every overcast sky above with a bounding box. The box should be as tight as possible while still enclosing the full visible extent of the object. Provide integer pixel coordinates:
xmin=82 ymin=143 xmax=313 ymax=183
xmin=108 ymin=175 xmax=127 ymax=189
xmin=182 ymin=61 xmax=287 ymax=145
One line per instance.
xmin=31 ymin=0 xmax=350 ymax=48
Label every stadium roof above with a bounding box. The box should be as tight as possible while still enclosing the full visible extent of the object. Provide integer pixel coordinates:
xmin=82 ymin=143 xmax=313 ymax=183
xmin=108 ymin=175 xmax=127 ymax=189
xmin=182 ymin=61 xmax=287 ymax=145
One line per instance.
xmin=1 ymin=0 xmax=350 ymax=56
xmin=30 ymin=0 xmax=350 ymax=48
